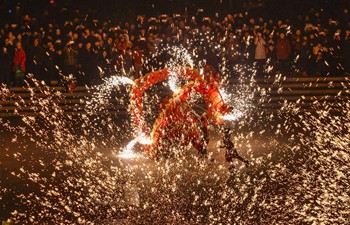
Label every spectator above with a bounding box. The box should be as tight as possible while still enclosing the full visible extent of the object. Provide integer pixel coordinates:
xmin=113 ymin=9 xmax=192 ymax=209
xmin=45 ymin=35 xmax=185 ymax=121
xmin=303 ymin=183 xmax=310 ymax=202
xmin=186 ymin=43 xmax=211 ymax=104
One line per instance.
xmin=27 ymin=38 xmax=45 ymax=81
xmin=132 ymin=46 xmax=143 ymax=78
xmin=344 ymin=29 xmax=350 ymax=74
xmin=254 ymin=32 xmax=266 ymax=76
xmin=63 ymin=41 xmax=78 ymax=78
xmin=13 ymin=42 xmax=26 ymax=87
xmin=97 ymin=49 xmax=112 ymax=79
xmin=123 ymin=48 xmax=134 ymax=77
xmin=8 ymin=32 xmax=16 ymax=46
xmin=313 ymin=51 xmax=327 ymax=76
xmin=0 ymin=38 xmax=15 ymax=86
xmin=265 ymin=33 xmax=277 ymax=74
xmin=299 ymin=38 xmax=312 ymax=76
xmin=291 ymin=29 xmax=302 ymax=55
xmin=43 ymin=41 xmax=60 ymax=85
xmin=0 ymin=2 xmax=348 ymax=87
xmin=55 ymin=48 xmax=65 ymax=78
xmin=276 ymin=33 xmax=292 ymax=75
xmin=329 ymin=31 xmax=344 ymax=76
xmin=224 ymin=32 xmax=240 ymax=74
xmin=80 ymin=42 xmax=98 ymax=84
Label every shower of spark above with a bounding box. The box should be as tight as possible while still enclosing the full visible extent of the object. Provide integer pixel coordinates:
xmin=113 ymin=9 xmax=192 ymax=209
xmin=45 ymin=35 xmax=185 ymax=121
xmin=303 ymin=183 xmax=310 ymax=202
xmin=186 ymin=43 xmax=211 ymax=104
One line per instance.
xmin=85 ymin=75 xmax=134 ymax=113
xmin=164 ymin=45 xmax=195 ymax=93
xmin=221 ymin=111 xmax=245 ymax=121
xmin=168 ymin=69 xmax=180 ymax=93
xmin=118 ymin=139 xmax=142 ymax=159
xmin=1 ymin=27 xmax=349 ymax=225
xmin=118 ymin=134 xmax=152 ymax=159
xmin=110 ymin=76 xmax=135 ymax=86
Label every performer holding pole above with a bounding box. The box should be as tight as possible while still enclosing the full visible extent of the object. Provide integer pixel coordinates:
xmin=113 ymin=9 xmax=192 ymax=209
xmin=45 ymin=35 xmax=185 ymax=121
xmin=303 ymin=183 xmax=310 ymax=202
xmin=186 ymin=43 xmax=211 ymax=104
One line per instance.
xmin=220 ymin=126 xmax=249 ymax=170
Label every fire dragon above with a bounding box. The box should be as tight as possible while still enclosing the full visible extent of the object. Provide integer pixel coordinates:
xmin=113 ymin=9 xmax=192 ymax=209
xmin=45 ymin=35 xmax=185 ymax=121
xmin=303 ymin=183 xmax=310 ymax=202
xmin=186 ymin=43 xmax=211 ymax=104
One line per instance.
xmin=130 ymin=66 xmax=230 ymax=158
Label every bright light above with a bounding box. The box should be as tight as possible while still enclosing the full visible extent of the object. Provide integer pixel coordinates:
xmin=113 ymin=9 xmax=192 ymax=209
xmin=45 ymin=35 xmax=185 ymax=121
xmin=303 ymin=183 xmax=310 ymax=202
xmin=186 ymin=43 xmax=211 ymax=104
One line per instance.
xmin=111 ymin=76 xmax=134 ymax=85
xmin=117 ymin=134 xmax=152 ymax=159
xmin=219 ymin=88 xmax=230 ymax=102
xmin=118 ymin=139 xmax=139 ymax=159
xmin=168 ymin=70 xmax=180 ymax=93
xmin=221 ymin=111 xmax=244 ymax=121
xmin=137 ymin=135 xmax=153 ymax=145
xmin=118 ymin=150 xmax=140 ymax=159
xmin=124 ymin=138 xmax=138 ymax=152
xmin=165 ymin=46 xmax=194 ymax=93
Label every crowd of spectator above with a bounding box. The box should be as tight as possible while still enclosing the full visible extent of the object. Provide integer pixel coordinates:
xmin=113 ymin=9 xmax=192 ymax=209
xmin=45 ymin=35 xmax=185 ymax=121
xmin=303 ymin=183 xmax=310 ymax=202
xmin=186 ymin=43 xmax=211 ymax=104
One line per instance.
xmin=0 ymin=5 xmax=349 ymax=87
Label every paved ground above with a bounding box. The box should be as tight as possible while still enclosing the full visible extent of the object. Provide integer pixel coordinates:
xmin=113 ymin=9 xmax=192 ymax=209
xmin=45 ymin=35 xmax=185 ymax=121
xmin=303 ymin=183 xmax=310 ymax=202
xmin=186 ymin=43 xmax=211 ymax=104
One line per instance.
xmin=0 ymin=107 xmax=348 ymax=224
xmin=0 ymin=112 xmax=287 ymax=223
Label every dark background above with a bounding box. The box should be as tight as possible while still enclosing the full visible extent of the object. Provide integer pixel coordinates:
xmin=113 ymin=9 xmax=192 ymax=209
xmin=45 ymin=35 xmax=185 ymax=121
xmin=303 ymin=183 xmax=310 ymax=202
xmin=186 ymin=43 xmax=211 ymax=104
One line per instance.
xmin=0 ymin=0 xmax=348 ymax=23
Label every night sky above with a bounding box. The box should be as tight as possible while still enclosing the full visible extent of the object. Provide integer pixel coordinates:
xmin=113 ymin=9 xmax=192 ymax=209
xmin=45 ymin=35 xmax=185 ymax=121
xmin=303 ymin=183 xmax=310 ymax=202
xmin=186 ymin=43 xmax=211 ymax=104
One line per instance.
xmin=0 ymin=0 xmax=347 ymax=23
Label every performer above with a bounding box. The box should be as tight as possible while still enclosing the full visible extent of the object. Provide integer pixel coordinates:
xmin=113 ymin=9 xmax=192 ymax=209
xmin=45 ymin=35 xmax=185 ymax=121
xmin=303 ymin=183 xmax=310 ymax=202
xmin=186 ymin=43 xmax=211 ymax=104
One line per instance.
xmin=198 ymin=113 xmax=209 ymax=155
xmin=220 ymin=126 xmax=249 ymax=169
xmin=159 ymin=97 xmax=169 ymax=112
xmin=188 ymin=110 xmax=213 ymax=161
